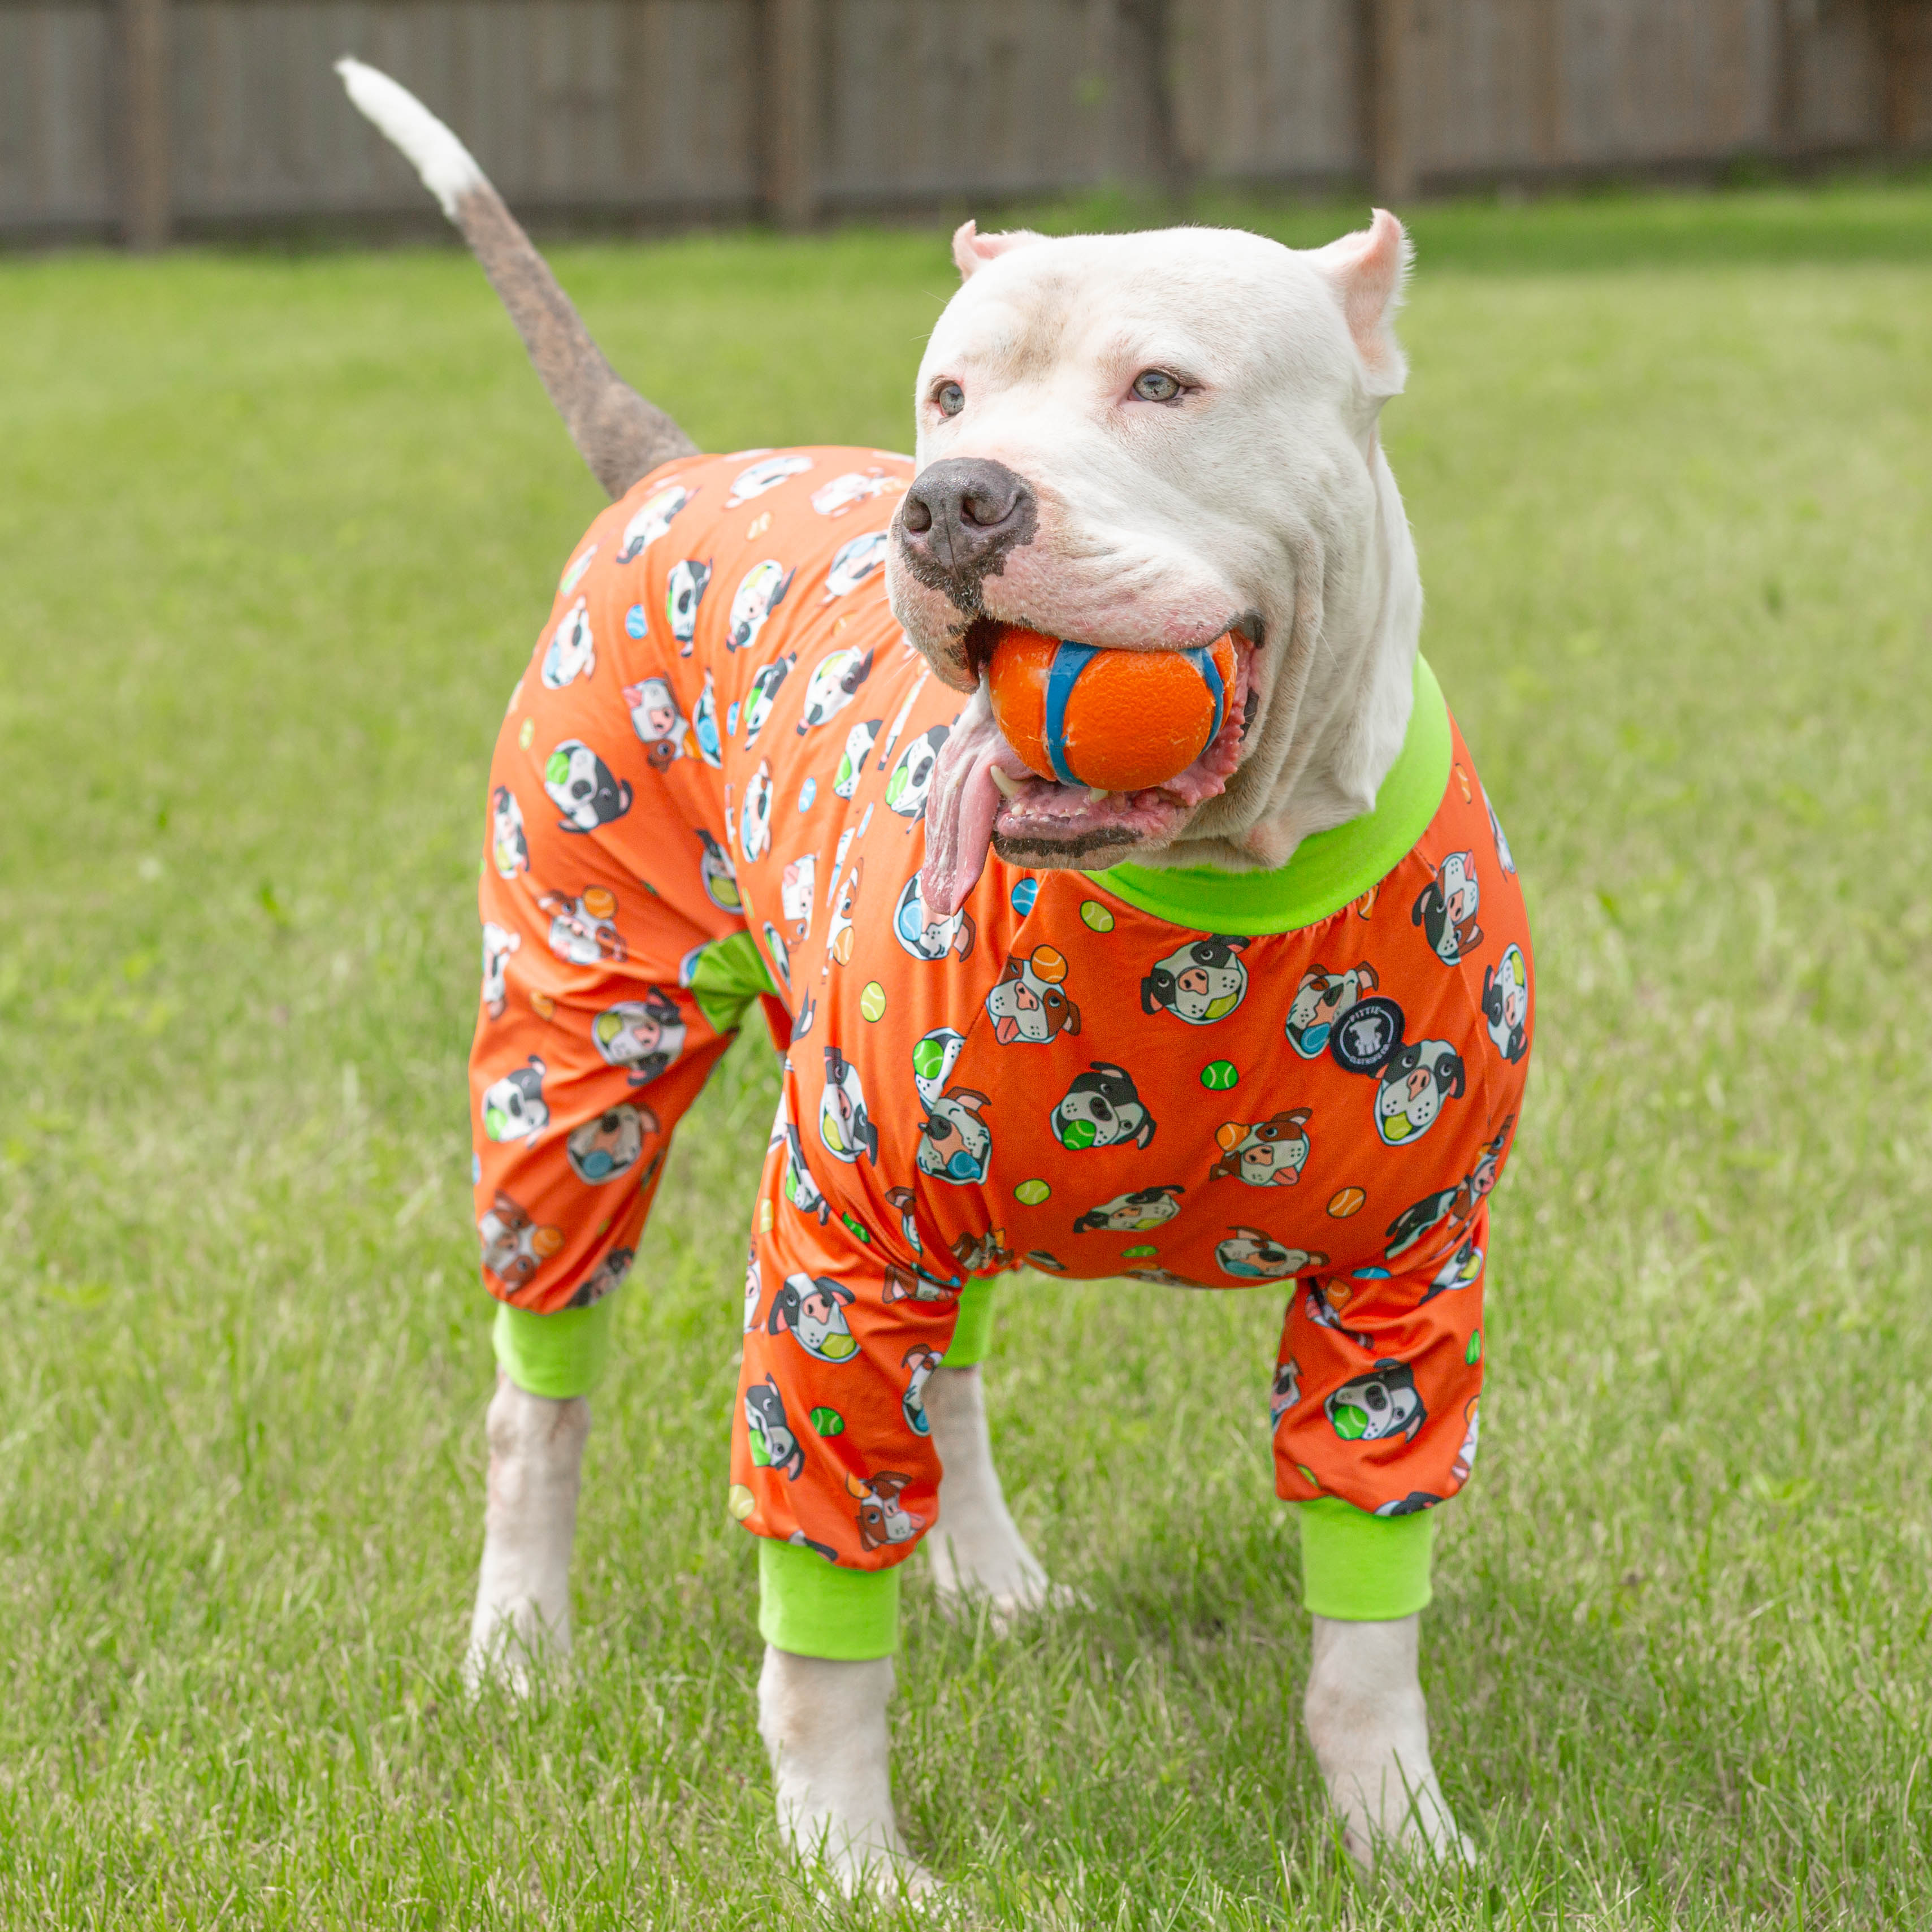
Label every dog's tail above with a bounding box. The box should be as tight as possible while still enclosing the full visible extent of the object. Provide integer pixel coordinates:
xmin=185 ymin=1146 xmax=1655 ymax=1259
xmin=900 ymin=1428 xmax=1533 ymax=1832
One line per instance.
xmin=335 ymin=57 xmax=696 ymax=499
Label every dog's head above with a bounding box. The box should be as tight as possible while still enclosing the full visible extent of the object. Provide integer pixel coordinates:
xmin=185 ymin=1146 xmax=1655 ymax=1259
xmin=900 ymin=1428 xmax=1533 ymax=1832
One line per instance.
xmin=893 ymin=214 xmax=1418 ymax=907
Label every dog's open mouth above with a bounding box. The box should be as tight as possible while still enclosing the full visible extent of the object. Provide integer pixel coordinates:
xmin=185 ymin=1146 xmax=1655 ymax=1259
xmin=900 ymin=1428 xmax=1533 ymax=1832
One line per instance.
xmin=922 ymin=627 xmax=1255 ymax=915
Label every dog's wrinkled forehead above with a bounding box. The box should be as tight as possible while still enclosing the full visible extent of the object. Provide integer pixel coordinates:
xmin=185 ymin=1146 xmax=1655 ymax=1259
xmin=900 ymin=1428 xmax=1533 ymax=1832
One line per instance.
xmin=916 ymin=227 xmax=1385 ymax=461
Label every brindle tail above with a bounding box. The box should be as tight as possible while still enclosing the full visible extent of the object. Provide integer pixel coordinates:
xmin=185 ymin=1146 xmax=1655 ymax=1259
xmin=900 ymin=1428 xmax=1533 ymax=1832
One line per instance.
xmin=336 ymin=57 xmax=696 ymax=498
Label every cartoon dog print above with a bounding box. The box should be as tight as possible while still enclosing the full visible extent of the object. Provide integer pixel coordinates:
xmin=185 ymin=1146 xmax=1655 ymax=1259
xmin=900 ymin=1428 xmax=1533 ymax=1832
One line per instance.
xmin=1285 ymin=962 xmax=1379 ymax=1059
xmin=781 ymin=1123 xmax=831 ymax=1225
xmin=544 ymin=739 xmax=633 ymax=834
xmin=742 ymin=1252 xmax=763 ymax=1331
xmin=490 ymin=783 xmax=529 ymax=878
xmin=1451 ymin=1398 xmax=1481 ymax=1484
xmin=834 ymin=719 xmax=881 ymax=798
xmin=893 ymin=871 xmax=976 ymax=964
xmin=797 ymin=644 xmax=875 ymax=730
xmin=1413 ymin=851 xmax=1482 ymax=963
xmin=615 ymin=482 xmax=692 ymax=562
xmin=478 ymin=1190 xmax=562 ymax=1291
xmin=1050 ymin=1062 xmax=1157 ymax=1151
xmin=1211 ymin=1110 xmax=1312 ymax=1186
xmin=985 ymin=945 xmax=1080 ymax=1043
xmin=727 ymin=560 xmax=796 ymax=653
xmin=768 ymin=1272 xmax=858 ymax=1362
xmin=1482 ymin=943 xmax=1530 ymax=1063
xmin=913 ymin=1027 xmax=993 ymax=1185
xmin=569 ymin=1245 xmax=634 ymax=1309
xmin=1422 ymin=1239 xmax=1483 ymax=1301
xmin=746 ymin=1375 xmax=806 ymax=1479
xmin=1374 ymin=1492 xmax=1441 ymax=1518
xmin=1374 ymin=1039 xmax=1466 ymax=1146
xmin=740 ymin=760 xmax=775 ymax=863
xmin=1141 ymin=935 xmax=1249 ymax=1024
xmin=1073 ymin=1186 xmax=1184 ymax=1234
xmin=848 ymin=1470 xmax=925 ymax=1552
xmin=950 ymin=1229 xmax=1014 ymax=1275
xmin=692 ymin=669 xmax=724 ymax=768
xmin=885 ymin=724 xmax=947 ymax=818
xmin=741 ymin=651 xmax=796 ymax=748
xmin=1216 ymin=1227 xmax=1329 ymax=1280
xmin=726 ymin=453 xmax=813 ymax=506
xmin=482 ymin=1055 xmax=548 ymax=1142
xmin=811 ymin=468 xmax=902 ymax=517
xmin=882 ymin=1265 xmax=963 ymax=1305
xmin=822 ymin=531 xmax=890 ymax=600
xmin=665 ymin=557 xmax=712 ymax=651
xmin=900 ymin=1345 xmax=943 ymax=1437
xmin=566 ymin=1103 xmax=655 ymax=1184
xmin=482 ymin=921 xmax=521 ymax=1020
xmin=538 ymin=887 xmax=626 ymax=965
xmin=679 ymin=831 xmax=738 ymax=917
xmin=1269 ymin=1357 xmax=1302 ymax=1430
xmin=819 ymin=1046 xmax=879 ymax=1164
xmin=540 ymin=596 xmax=596 ymax=688
xmin=1326 ymin=1361 xmax=1426 ymax=1443
xmin=761 ymin=922 xmax=791 ymax=992
xmin=1125 ymin=1266 xmax=1217 ymax=1289
xmin=825 ymin=860 xmax=863 ymax=968
xmin=1303 ymin=1281 xmax=1374 ymax=1350
xmin=781 ymin=853 xmax=816 ymax=941
xmin=1483 ymin=789 xmax=1517 ymax=876
xmin=623 ymin=676 xmax=693 ymax=769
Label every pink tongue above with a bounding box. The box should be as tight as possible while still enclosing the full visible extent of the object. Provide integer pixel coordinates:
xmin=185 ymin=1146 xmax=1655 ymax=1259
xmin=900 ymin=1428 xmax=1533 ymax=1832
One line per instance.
xmin=921 ymin=685 xmax=1005 ymax=915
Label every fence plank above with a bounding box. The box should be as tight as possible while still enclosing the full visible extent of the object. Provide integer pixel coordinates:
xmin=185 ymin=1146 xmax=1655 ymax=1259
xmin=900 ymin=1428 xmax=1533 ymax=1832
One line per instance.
xmin=120 ymin=0 xmax=170 ymax=244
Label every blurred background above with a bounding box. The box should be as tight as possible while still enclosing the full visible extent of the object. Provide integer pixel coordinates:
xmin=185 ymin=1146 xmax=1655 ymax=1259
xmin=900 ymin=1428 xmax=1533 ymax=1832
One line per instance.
xmin=5 ymin=0 xmax=1931 ymax=248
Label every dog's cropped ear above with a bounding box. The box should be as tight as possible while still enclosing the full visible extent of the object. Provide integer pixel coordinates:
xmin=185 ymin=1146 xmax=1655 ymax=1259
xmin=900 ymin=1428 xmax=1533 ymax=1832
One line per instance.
xmin=952 ymin=220 xmax=1045 ymax=280
xmin=1308 ymin=209 xmax=1412 ymax=397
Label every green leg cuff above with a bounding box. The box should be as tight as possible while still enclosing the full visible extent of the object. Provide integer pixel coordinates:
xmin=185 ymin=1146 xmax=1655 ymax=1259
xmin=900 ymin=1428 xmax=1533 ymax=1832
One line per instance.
xmin=758 ymin=1536 xmax=900 ymax=1659
xmin=945 ymin=1277 xmax=998 ymax=1368
xmin=492 ymin=1296 xmax=613 ymax=1401
xmin=1294 ymin=1496 xmax=1436 ymax=1621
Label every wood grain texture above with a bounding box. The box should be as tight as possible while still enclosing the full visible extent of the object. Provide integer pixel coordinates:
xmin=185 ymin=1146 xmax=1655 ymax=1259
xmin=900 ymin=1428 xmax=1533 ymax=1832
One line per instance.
xmin=2 ymin=0 xmax=1927 ymax=241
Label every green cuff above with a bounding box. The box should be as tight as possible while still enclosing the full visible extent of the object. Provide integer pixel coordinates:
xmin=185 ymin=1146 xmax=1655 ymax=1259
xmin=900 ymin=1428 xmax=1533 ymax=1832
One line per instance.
xmin=492 ymin=1296 xmax=614 ymax=1401
xmin=1294 ymin=1496 xmax=1436 ymax=1621
xmin=946 ymin=1278 xmax=998 ymax=1368
xmin=759 ymin=1536 xmax=900 ymax=1659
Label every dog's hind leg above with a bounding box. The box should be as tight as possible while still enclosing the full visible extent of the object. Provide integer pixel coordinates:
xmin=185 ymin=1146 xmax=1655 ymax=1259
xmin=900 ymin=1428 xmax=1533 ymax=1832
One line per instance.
xmin=758 ymin=1647 xmax=937 ymax=1901
xmin=465 ymin=1371 xmax=589 ymax=1693
xmin=1302 ymin=1613 xmax=1474 ymax=1873
xmin=923 ymin=1366 xmax=1076 ymax=1634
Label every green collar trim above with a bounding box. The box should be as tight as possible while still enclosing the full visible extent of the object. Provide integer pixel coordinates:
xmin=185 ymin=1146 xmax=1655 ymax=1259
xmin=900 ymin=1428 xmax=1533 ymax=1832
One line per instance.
xmin=1084 ymin=655 xmax=1449 ymax=937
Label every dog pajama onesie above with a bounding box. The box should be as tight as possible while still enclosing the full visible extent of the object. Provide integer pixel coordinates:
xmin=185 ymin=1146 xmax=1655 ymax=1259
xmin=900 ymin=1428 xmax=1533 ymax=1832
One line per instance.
xmin=470 ymin=447 xmax=1535 ymax=1657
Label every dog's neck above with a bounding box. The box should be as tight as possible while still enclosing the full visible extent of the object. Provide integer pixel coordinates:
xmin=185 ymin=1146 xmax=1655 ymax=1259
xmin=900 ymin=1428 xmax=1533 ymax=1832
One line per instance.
xmin=1132 ymin=442 xmax=1421 ymax=879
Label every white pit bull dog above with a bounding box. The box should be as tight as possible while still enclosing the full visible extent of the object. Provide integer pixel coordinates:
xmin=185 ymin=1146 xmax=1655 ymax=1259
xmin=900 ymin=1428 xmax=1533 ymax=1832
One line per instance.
xmin=341 ymin=57 xmax=1483 ymax=1898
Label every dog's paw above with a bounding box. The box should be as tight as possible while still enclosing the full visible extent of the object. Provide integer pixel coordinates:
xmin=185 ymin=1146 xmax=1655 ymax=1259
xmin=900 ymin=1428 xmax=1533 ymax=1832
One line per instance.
xmin=933 ymin=1572 xmax=1090 ymax=1639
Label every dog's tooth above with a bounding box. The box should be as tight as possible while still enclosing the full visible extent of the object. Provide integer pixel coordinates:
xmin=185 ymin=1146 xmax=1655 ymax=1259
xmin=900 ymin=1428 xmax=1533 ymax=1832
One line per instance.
xmin=1087 ymin=786 xmax=1110 ymax=804
xmin=990 ymin=765 xmax=1022 ymax=798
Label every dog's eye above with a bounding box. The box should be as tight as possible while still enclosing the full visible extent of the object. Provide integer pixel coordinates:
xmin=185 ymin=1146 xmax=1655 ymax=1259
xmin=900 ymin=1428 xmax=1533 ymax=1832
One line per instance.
xmin=934 ymin=381 xmax=965 ymax=417
xmin=1131 ymin=369 xmax=1183 ymax=404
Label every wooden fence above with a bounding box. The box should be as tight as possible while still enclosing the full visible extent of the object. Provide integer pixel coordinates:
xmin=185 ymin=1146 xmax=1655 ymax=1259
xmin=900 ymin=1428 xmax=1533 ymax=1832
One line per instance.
xmin=3 ymin=0 xmax=1929 ymax=246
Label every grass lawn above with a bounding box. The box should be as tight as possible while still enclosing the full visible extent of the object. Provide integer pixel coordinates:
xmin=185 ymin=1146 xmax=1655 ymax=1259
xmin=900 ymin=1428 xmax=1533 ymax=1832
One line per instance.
xmin=2 ymin=179 xmax=1930 ymax=1925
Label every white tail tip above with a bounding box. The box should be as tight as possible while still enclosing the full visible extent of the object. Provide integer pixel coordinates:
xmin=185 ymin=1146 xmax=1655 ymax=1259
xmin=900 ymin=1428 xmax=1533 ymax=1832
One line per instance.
xmin=335 ymin=56 xmax=483 ymax=219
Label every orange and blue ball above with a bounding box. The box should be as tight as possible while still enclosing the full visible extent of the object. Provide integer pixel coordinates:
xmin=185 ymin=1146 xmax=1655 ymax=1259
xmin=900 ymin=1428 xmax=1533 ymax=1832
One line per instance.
xmin=989 ymin=628 xmax=1237 ymax=794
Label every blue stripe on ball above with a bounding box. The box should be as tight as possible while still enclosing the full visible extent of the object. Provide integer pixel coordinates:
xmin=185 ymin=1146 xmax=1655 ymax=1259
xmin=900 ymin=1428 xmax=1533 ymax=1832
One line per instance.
xmin=1181 ymin=643 xmax=1228 ymax=748
xmin=1041 ymin=640 xmax=1099 ymax=786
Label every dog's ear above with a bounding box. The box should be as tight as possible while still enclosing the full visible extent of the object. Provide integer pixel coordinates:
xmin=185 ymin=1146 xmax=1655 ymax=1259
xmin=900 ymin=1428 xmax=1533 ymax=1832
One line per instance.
xmin=1308 ymin=209 xmax=1411 ymax=397
xmin=952 ymin=220 xmax=1045 ymax=280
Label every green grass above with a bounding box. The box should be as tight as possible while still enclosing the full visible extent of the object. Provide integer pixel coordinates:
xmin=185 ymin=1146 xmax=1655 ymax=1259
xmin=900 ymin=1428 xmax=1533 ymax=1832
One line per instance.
xmin=2 ymin=180 xmax=1930 ymax=1926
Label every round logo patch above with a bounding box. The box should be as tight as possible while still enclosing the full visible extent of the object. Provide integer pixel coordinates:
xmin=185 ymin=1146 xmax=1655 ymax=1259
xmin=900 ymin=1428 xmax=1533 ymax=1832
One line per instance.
xmin=1328 ymin=996 xmax=1406 ymax=1075
xmin=1200 ymin=1059 xmax=1238 ymax=1090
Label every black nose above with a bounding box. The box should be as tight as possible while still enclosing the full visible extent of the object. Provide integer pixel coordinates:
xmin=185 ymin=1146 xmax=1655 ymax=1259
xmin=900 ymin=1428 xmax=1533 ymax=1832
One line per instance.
xmin=898 ymin=457 xmax=1037 ymax=601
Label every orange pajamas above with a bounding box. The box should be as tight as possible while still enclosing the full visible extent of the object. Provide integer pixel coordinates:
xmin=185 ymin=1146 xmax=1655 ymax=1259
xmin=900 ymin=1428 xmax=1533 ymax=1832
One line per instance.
xmin=471 ymin=447 xmax=1533 ymax=1574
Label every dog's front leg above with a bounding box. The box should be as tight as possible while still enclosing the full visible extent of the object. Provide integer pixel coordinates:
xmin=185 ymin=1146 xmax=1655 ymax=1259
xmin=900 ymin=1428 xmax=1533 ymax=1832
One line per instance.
xmin=758 ymin=1647 xmax=935 ymax=1899
xmin=923 ymin=1364 xmax=1066 ymax=1632
xmin=464 ymin=1370 xmax=588 ymax=1692
xmin=1303 ymin=1613 xmax=1473 ymax=1871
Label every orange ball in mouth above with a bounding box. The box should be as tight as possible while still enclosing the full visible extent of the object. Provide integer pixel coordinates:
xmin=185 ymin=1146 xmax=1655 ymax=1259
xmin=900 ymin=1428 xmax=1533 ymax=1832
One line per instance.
xmin=987 ymin=628 xmax=1237 ymax=794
